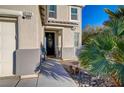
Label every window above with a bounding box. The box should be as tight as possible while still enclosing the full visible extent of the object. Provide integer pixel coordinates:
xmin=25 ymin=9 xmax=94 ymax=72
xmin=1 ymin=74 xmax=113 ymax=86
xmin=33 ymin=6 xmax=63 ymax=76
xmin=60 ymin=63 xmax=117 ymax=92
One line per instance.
xmin=48 ymin=5 xmax=57 ymax=18
xmin=74 ymin=32 xmax=79 ymax=47
xmin=71 ymin=7 xmax=78 ymax=20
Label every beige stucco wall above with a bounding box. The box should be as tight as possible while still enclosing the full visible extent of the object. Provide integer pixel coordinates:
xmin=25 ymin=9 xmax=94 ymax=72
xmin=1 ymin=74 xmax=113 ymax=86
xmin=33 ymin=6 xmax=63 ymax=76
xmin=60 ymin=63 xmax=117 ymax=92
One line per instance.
xmin=46 ymin=5 xmax=82 ymax=48
xmin=59 ymin=5 xmax=82 ymax=48
xmin=56 ymin=5 xmax=69 ymax=21
xmin=47 ymin=5 xmax=82 ymax=22
xmin=62 ymin=27 xmax=82 ymax=60
xmin=47 ymin=5 xmax=82 ymax=47
xmin=0 ymin=5 xmax=43 ymax=76
xmin=0 ymin=5 xmax=43 ymax=49
xmin=62 ymin=27 xmax=74 ymax=47
xmin=45 ymin=5 xmax=82 ymax=60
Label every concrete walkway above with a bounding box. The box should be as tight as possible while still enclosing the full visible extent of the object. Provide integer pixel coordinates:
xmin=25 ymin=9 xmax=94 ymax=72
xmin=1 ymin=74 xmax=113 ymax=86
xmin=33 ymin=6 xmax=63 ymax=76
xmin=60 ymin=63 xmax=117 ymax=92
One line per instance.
xmin=0 ymin=59 xmax=77 ymax=87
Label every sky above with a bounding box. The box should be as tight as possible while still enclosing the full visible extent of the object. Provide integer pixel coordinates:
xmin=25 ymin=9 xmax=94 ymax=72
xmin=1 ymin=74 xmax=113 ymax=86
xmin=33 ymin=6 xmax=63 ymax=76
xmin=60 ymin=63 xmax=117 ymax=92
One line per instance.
xmin=82 ymin=5 xmax=118 ymax=29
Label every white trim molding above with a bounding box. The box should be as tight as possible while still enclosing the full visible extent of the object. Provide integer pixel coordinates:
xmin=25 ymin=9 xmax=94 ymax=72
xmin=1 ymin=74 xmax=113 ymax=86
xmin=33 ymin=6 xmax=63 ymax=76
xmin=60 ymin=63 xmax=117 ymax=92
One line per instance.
xmin=0 ymin=9 xmax=23 ymax=16
xmin=0 ymin=9 xmax=33 ymax=20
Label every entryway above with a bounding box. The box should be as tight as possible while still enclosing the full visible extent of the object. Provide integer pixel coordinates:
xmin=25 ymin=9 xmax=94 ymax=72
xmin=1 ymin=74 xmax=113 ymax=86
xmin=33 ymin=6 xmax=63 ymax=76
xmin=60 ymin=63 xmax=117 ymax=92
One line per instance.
xmin=44 ymin=28 xmax=62 ymax=59
xmin=45 ymin=32 xmax=55 ymax=57
xmin=0 ymin=20 xmax=16 ymax=77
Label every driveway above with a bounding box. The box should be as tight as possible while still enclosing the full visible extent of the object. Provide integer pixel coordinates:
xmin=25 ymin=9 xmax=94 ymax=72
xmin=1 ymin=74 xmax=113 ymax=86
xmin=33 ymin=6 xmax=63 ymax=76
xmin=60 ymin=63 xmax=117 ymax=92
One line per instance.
xmin=0 ymin=59 xmax=77 ymax=87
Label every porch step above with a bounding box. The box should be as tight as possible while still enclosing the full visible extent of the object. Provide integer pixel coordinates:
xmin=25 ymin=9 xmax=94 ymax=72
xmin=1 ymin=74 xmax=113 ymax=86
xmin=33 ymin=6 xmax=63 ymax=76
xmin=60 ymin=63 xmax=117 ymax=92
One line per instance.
xmin=0 ymin=75 xmax=20 ymax=80
xmin=20 ymin=74 xmax=38 ymax=79
xmin=16 ymin=78 xmax=38 ymax=87
xmin=0 ymin=76 xmax=20 ymax=87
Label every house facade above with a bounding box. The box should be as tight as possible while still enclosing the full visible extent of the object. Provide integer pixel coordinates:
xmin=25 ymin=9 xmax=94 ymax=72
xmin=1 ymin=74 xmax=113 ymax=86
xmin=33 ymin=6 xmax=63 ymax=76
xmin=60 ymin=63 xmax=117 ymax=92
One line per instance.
xmin=0 ymin=5 xmax=82 ymax=77
xmin=40 ymin=5 xmax=82 ymax=60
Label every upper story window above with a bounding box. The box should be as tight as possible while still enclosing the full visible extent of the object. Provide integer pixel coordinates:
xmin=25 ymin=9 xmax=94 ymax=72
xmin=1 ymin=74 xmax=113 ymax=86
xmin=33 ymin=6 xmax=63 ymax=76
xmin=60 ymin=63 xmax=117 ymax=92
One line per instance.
xmin=71 ymin=7 xmax=78 ymax=20
xmin=48 ymin=5 xmax=57 ymax=19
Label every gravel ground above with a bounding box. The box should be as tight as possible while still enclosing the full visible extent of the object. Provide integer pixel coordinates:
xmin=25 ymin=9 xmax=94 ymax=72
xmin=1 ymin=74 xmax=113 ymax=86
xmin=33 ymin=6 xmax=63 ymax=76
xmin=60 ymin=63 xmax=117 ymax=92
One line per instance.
xmin=72 ymin=71 xmax=116 ymax=87
xmin=62 ymin=62 xmax=115 ymax=87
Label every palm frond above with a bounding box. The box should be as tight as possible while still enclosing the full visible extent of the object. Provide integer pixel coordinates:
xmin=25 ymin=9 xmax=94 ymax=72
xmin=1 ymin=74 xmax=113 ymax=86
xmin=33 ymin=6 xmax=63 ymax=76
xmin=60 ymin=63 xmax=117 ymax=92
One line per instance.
xmin=112 ymin=63 xmax=124 ymax=85
xmin=104 ymin=8 xmax=118 ymax=19
xmin=104 ymin=17 xmax=124 ymax=36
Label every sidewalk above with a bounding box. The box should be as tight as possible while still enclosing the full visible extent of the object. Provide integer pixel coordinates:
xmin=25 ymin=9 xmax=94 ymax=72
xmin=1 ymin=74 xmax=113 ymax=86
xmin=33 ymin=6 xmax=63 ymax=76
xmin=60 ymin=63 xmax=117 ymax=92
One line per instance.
xmin=0 ymin=59 xmax=77 ymax=87
xmin=37 ymin=59 xmax=77 ymax=87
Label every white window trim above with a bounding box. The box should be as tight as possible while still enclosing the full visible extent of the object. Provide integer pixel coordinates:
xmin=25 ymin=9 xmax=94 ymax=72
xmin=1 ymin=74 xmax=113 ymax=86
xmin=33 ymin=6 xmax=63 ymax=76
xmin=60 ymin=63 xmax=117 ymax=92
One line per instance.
xmin=74 ymin=32 xmax=80 ymax=47
xmin=69 ymin=6 xmax=79 ymax=22
xmin=47 ymin=5 xmax=57 ymax=20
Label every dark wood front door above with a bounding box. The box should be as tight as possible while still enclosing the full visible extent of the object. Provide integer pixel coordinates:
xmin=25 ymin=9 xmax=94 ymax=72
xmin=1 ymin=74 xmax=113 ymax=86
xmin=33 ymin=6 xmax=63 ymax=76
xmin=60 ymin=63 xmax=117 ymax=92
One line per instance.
xmin=45 ymin=32 xmax=55 ymax=56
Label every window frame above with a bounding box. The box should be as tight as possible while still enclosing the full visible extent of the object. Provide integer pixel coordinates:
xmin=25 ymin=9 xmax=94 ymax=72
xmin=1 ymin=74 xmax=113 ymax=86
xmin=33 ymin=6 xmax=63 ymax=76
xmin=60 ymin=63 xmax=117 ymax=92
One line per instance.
xmin=48 ymin=5 xmax=57 ymax=19
xmin=74 ymin=32 xmax=79 ymax=47
xmin=70 ymin=6 xmax=78 ymax=21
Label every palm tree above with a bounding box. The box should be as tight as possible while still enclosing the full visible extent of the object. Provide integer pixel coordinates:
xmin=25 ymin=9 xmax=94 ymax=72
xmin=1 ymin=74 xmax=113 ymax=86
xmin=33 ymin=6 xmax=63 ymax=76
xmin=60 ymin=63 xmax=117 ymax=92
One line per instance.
xmin=104 ymin=7 xmax=124 ymax=36
xmin=79 ymin=7 xmax=124 ymax=86
xmin=79 ymin=31 xmax=124 ymax=86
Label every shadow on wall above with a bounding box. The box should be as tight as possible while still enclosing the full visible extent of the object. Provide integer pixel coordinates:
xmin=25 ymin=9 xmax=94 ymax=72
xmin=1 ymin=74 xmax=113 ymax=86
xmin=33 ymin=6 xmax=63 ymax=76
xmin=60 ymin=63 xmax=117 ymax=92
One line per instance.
xmin=35 ymin=59 xmax=72 ymax=81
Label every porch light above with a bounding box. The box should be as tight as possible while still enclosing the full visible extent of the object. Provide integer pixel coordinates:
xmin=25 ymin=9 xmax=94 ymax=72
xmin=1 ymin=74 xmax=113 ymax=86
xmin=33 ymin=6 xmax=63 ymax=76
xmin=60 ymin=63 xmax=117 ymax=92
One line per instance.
xmin=22 ymin=12 xmax=33 ymax=19
xmin=71 ymin=26 xmax=76 ymax=30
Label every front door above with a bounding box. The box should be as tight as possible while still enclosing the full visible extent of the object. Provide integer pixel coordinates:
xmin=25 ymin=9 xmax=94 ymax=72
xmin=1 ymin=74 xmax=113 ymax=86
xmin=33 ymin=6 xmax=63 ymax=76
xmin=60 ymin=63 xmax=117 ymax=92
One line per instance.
xmin=45 ymin=32 xmax=55 ymax=56
xmin=0 ymin=21 xmax=16 ymax=77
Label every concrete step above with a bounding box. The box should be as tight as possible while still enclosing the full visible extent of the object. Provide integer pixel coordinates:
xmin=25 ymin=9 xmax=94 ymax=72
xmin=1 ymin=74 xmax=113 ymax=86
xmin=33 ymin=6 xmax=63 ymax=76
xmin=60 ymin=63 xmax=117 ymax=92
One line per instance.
xmin=16 ymin=77 xmax=38 ymax=87
xmin=0 ymin=76 xmax=20 ymax=87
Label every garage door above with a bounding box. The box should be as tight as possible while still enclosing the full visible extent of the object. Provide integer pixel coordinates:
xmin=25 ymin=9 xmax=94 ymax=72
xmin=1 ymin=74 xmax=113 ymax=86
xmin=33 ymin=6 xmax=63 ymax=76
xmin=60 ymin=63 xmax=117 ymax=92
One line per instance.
xmin=0 ymin=21 xmax=16 ymax=77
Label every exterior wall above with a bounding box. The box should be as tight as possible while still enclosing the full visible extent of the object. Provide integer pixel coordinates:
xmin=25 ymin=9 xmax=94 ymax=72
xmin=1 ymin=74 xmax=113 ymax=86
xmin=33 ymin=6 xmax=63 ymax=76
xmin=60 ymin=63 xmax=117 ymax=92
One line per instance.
xmin=43 ymin=5 xmax=82 ymax=60
xmin=0 ymin=5 xmax=82 ymax=77
xmin=46 ymin=5 xmax=81 ymax=22
xmin=0 ymin=5 xmax=43 ymax=49
xmin=0 ymin=5 xmax=43 ymax=76
xmin=52 ymin=5 xmax=69 ymax=21
xmin=16 ymin=49 xmax=40 ymax=75
xmin=62 ymin=27 xmax=75 ymax=60
xmin=62 ymin=27 xmax=82 ymax=60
